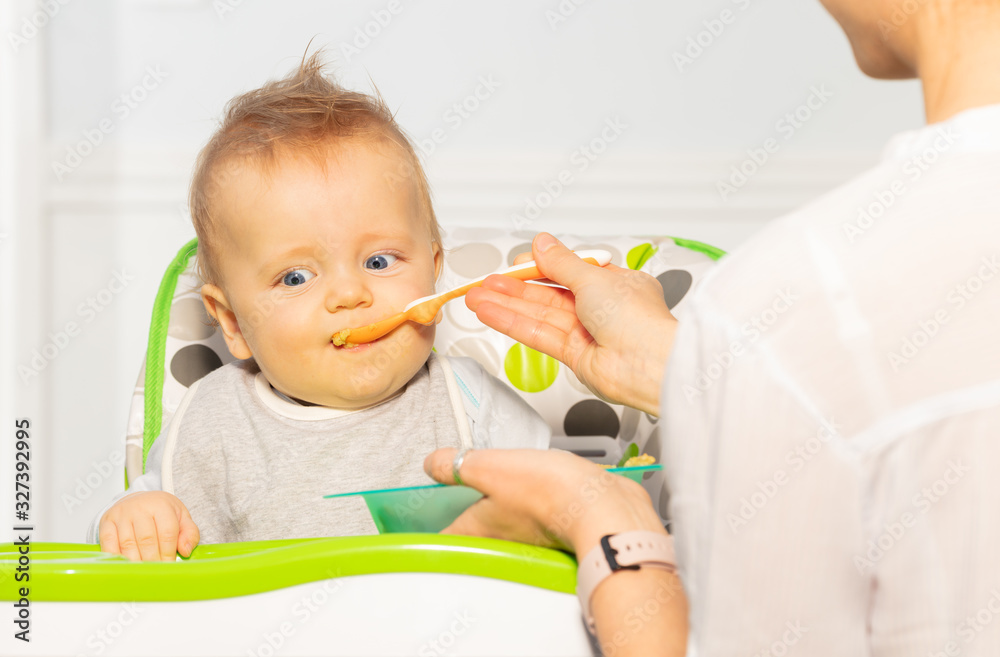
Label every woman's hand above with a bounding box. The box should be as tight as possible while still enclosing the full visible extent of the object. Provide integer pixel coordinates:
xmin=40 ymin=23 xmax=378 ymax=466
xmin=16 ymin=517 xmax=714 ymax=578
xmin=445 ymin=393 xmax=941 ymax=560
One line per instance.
xmin=424 ymin=448 xmax=687 ymax=656
xmin=465 ymin=232 xmax=677 ymax=416
xmin=423 ymin=448 xmax=664 ymax=558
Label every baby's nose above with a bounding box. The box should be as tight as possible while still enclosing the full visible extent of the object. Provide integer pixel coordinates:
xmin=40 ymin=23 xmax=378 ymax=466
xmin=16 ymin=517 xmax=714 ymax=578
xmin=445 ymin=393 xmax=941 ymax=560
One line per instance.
xmin=323 ymin=275 xmax=372 ymax=312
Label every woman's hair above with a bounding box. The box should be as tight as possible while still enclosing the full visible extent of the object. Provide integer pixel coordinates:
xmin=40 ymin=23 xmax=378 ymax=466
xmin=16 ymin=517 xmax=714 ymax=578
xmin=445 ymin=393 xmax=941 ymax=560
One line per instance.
xmin=188 ymin=50 xmax=439 ymax=284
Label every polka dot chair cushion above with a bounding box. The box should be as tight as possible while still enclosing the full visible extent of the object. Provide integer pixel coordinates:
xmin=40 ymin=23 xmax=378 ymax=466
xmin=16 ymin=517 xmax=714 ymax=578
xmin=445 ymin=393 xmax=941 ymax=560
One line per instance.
xmin=125 ymin=229 xmax=724 ymax=529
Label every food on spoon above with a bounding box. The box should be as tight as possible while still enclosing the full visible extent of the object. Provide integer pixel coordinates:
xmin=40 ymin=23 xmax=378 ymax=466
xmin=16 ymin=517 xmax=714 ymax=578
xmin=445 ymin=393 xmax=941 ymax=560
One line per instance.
xmin=331 ymin=329 xmax=352 ymax=346
xmin=621 ymin=453 xmax=656 ymax=468
xmin=600 ymin=453 xmax=656 ymax=469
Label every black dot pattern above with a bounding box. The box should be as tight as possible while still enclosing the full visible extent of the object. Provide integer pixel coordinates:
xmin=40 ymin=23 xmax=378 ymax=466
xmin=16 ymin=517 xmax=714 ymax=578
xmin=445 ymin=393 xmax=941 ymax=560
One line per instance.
xmin=657 ymin=270 xmax=693 ymax=310
xmin=170 ymin=344 xmax=224 ymax=388
xmin=563 ymin=399 xmax=621 ymax=438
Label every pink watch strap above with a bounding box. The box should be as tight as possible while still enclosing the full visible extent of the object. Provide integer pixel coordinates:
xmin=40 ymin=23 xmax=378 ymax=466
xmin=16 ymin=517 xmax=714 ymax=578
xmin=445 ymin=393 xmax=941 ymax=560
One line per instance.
xmin=576 ymin=531 xmax=676 ymax=635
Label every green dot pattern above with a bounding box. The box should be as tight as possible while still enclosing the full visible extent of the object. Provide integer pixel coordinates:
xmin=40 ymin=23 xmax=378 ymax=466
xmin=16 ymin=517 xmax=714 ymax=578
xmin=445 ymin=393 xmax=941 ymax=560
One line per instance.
xmin=626 ymin=243 xmax=659 ymax=270
xmin=504 ymin=343 xmax=560 ymax=393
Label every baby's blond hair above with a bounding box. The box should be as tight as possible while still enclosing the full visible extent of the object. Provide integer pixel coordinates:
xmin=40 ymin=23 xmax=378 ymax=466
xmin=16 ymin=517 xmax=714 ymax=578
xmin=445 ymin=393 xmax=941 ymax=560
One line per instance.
xmin=189 ymin=51 xmax=439 ymax=284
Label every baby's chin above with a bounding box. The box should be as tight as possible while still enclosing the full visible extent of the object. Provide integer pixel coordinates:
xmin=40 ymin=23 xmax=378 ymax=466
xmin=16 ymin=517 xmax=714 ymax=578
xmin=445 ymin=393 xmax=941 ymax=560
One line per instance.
xmin=260 ymin=326 xmax=435 ymax=408
xmin=276 ymin=384 xmax=400 ymax=410
xmin=280 ymin=357 xmax=431 ymax=409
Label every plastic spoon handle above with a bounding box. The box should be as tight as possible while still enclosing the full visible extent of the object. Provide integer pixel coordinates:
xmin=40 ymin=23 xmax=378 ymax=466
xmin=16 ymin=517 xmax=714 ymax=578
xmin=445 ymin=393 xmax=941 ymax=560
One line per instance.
xmin=403 ymin=249 xmax=612 ymax=315
xmin=335 ymin=249 xmax=612 ymax=345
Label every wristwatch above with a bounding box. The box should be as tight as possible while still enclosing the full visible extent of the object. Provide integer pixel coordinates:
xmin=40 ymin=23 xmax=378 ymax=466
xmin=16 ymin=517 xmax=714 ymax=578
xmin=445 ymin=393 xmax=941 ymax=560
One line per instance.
xmin=576 ymin=530 xmax=676 ymax=635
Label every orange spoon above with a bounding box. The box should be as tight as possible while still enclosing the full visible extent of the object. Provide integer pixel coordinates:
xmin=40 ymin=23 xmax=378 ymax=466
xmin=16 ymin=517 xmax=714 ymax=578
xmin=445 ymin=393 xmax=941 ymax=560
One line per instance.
xmin=332 ymin=249 xmax=612 ymax=346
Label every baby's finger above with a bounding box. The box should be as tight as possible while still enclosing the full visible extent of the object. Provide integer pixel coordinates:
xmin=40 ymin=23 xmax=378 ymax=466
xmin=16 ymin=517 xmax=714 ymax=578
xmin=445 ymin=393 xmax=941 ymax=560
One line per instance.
xmin=177 ymin=508 xmax=201 ymax=557
xmin=114 ymin=520 xmax=143 ymax=562
xmin=98 ymin=519 xmax=122 ymax=556
xmin=152 ymin=510 xmax=180 ymax=562
xmin=131 ymin=515 xmax=162 ymax=562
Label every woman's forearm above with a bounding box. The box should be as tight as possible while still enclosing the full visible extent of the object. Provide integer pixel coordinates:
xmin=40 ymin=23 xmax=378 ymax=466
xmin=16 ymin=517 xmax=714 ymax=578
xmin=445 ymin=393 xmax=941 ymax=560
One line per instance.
xmin=567 ymin=483 xmax=689 ymax=656
xmin=424 ymin=447 xmax=691 ymax=653
xmin=591 ymin=567 xmax=688 ymax=657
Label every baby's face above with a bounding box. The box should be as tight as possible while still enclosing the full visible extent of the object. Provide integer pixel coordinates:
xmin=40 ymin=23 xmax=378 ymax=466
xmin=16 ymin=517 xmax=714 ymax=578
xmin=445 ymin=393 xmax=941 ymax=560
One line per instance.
xmin=203 ymin=141 xmax=441 ymax=408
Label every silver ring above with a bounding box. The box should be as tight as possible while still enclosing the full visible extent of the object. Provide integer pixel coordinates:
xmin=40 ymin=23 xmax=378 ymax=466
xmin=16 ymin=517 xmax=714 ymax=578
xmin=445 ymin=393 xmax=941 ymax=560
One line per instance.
xmin=452 ymin=448 xmax=471 ymax=486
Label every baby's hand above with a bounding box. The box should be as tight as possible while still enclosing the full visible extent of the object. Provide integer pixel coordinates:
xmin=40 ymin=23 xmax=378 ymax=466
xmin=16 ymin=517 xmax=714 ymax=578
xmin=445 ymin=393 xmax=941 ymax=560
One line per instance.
xmin=98 ymin=491 xmax=200 ymax=562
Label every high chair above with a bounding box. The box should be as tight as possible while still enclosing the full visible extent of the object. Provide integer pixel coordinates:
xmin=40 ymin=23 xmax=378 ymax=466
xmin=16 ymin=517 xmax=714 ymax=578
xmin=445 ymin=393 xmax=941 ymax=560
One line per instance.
xmin=1 ymin=227 xmax=723 ymax=656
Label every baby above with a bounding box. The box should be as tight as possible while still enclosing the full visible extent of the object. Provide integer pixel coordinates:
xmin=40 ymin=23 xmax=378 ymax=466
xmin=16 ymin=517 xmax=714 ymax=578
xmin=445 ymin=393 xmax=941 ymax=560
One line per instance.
xmin=89 ymin=53 xmax=551 ymax=561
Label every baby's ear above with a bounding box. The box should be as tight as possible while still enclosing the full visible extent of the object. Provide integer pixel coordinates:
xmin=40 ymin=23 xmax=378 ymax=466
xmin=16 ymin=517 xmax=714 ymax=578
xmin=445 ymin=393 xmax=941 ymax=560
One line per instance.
xmin=432 ymin=241 xmax=444 ymax=282
xmin=201 ymin=284 xmax=253 ymax=360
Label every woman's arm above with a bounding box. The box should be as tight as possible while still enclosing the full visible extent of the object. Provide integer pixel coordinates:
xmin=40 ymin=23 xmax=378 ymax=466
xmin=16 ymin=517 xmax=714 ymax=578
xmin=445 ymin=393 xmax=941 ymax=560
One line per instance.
xmin=588 ymin=566 xmax=687 ymax=657
xmin=424 ymin=448 xmax=688 ymax=656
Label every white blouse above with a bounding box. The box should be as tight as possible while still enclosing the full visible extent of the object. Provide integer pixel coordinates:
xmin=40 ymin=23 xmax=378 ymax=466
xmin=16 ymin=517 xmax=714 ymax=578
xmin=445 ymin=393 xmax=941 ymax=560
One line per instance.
xmin=662 ymin=103 xmax=1000 ymax=656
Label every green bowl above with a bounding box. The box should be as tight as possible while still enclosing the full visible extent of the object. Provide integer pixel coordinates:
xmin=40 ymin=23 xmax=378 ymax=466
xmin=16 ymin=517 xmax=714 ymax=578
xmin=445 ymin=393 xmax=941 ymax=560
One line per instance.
xmin=326 ymin=465 xmax=662 ymax=533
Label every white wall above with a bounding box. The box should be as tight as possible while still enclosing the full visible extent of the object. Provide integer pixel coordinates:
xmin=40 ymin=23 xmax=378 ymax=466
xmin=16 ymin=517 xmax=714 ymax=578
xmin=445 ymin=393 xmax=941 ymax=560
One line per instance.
xmin=6 ymin=0 xmax=924 ymax=541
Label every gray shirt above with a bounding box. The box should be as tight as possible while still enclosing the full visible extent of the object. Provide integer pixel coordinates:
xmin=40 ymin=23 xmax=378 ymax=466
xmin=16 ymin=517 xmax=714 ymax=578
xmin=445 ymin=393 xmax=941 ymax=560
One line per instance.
xmin=89 ymin=353 xmax=550 ymax=542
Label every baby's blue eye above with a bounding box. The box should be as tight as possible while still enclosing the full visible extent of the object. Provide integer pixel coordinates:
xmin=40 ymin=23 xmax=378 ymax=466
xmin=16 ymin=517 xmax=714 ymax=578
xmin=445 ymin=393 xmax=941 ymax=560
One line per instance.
xmin=365 ymin=254 xmax=397 ymax=271
xmin=282 ymin=269 xmax=315 ymax=287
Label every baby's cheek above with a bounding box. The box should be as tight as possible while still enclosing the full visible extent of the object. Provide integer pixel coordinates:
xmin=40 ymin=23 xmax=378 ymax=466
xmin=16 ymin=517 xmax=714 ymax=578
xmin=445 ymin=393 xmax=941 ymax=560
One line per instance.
xmin=233 ymin=300 xmax=277 ymax=345
xmin=403 ymin=323 xmax=436 ymax=360
xmin=248 ymin=316 xmax=301 ymax=356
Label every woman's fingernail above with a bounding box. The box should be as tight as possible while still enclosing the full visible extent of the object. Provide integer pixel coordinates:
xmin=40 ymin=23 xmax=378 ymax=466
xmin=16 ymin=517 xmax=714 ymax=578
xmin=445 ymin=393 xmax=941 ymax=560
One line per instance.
xmin=535 ymin=232 xmax=556 ymax=253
